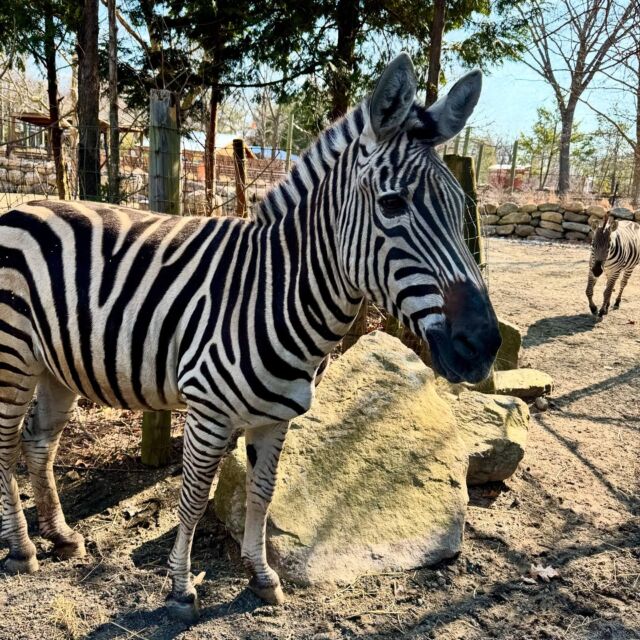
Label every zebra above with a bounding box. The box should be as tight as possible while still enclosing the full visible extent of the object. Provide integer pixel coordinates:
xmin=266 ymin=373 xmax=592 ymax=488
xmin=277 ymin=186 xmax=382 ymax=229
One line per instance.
xmin=586 ymin=214 xmax=640 ymax=317
xmin=0 ymin=53 xmax=500 ymax=623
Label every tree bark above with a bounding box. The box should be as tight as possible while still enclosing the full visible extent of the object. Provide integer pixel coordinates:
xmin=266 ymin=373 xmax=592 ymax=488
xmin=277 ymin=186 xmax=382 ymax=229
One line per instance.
xmin=204 ymin=86 xmax=220 ymax=215
xmin=425 ymin=0 xmax=446 ymax=107
xmin=43 ymin=10 xmax=66 ymax=200
xmin=557 ymin=102 xmax=576 ymax=195
xmin=329 ymin=0 xmax=360 ymax=121
xmin=77 ymin=0 xmax=101 ymax=200
xmin=107 ymin=0 xmax=120 ymax=204
xmin=634 ymin=52 xmax=640 ymax=206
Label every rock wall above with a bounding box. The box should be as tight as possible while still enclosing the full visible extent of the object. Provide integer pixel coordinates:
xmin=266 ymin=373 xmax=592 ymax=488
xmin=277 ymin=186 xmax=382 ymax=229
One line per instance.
xmin=482 ymin=201 xmax=640 ymax=243
xmin=0 ymin=156 xmax=57 ymax=195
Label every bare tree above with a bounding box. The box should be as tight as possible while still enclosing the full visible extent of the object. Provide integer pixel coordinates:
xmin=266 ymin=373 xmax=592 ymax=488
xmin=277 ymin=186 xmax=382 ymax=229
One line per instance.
xmin=582 ymin=28 xmax=640 ymax=205
xmin=520 ymin=0 xmax=638 ymax=194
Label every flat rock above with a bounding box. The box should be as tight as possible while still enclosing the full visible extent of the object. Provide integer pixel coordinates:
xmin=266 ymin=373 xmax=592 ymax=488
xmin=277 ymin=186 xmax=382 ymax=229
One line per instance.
xmin=538 ymin=202 xmax=560 ymax=212
xmin=484 ymin=214 xmax=499 ymax=225
xmin=499 ymin=212 xmax=531 ymax=225
xmin=540 ymin=211 xmax=563 ymax=224
xmin=564 ymin=211 xmax=588 ymax=223
xmin=497 ymin=202 xmax=518 ymax=216
xmin=563 ymin=201 xmax=585 ymax=212
xmin=448 ymin=391 xmax=529 ymax=485
xmin=562 ymin=221 xmax=591 ymax=234
xmin=535 ymin=227 xmax=563 ymax=239
xmin=587 ymin=204 xmax=606 ymax=218
xmin=565 ymin=231 xmax=588 ymax=242
xmin=214 ymin=331 xmax=469 ymax=586
xmin=484 ymin=203 xmax=498 ymax=214
xmin=519 ymin=203 xmax=538 ymax=213
xmin=610 ymin=207 xmax=634 ymax=220
xmin=539 ymin=220 xmax=563 ymax=233
xmin=495 ymin=224 xmax=514 ymax=236
xmin=515 ymin=224 xmax=535 ymax=237
xmin=493 ymin=368 xmax=553 ymax=399
xmin=495 ymin=318 xmax=521 ymax=371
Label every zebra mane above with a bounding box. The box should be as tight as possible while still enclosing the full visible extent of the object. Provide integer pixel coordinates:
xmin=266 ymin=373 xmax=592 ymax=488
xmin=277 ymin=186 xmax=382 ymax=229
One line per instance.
xmin=253 ymin=104 xmax=367 ymax=225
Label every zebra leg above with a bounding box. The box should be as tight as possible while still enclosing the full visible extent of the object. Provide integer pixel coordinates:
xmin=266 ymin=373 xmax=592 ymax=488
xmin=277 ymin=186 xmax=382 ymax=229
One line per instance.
xmin=599 ymin=273 xmax=620 ymax=317
xmin=21 ymin=372 xmax=83 ymax=560
xmin=242 ymin=421 xmax=288 ymax=605
xmin=613 ymin=268 xmax=634 ymax=310
xmin=0 ymin=378 xmax=38 ymax=574
xmin=166 ymin=413 xmax=230 ymax=624
xmin=586 ymin=271 xmax=598 ymax=315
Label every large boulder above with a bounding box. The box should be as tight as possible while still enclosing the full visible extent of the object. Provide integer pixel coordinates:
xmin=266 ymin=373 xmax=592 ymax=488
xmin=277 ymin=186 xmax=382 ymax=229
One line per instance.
xmin=495 ymin=318 xmax=521 ymax=371
xmin=448 ymin=392 xmax=528 ymax=485
xmin=214 ymin=332 xmax=469 ymax=586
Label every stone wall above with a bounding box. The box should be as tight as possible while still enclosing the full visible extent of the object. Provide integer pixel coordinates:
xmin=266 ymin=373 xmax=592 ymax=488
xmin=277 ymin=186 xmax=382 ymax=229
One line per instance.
xmin=481 ymin=201 xmax=640 ymax=243
xmin=0 ymin=156 xmax=57 ymax=195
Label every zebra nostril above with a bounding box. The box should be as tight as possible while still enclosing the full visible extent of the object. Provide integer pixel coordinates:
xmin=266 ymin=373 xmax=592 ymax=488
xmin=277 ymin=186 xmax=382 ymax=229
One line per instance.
xmin=452 ymin=334 xmax=478 ymax=359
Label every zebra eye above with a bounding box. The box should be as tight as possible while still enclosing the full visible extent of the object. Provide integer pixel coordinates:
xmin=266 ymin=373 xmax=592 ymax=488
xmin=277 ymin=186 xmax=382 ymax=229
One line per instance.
xmin=379 ymin=194 xmax=406 ymax=217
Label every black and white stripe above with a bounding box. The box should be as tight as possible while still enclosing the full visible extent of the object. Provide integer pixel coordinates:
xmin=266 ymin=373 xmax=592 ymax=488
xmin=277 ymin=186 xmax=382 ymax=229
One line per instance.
xmin=586 ymin=216 xmax=640 ymax=317
xmin=0 ymin=53 xmax=499 ymax=622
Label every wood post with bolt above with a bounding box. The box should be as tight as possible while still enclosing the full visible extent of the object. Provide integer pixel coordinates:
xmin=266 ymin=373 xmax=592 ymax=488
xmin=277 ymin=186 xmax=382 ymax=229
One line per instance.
xmin=141 ymin=88 xmax=181 ymax=467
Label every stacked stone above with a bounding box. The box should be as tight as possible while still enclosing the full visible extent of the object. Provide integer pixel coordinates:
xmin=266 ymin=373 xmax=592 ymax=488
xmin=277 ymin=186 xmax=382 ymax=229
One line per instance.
xmin=0 ymin=156 xmax=57 ymax=195
xmin=481 ymin=200 xmax=640 ymax=243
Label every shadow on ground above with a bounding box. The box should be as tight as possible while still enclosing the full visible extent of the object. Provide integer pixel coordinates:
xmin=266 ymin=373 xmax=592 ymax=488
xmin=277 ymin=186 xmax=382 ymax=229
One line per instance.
xmin=524 ymin=313 xmax=598 ymax=347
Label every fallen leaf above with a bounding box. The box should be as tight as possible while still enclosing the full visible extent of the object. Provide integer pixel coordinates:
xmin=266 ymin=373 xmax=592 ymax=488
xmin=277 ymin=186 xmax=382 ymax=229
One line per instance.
xmin=192 ymin=571 xmax=206 ymax=586
xmin=529 ymin=563 xmax=560 ymax=582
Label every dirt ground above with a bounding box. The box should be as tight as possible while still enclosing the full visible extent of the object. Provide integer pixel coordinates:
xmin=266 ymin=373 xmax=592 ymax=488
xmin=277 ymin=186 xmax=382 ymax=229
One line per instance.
xmin=0 ymin=238 xmax=638 ymax=640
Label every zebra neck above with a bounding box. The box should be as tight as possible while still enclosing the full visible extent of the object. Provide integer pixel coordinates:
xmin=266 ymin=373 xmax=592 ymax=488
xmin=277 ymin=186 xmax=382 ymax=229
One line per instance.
xmin=254 ymin=106 xmax=367 ymax=353
xmin=256 ymin=105 xmax=366 ymax=226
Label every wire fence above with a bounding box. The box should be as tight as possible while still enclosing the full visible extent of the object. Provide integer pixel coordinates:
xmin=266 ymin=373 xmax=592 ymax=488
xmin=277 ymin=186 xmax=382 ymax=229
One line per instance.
xmin=0 ymin=118 xmax=292 ymax=217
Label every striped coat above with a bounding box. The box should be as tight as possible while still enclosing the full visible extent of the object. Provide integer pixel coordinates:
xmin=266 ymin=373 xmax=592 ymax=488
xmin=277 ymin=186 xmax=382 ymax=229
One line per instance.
xmin=0 ymin=54 xmax=499 ymax=622
xmin=586 ymin=218 xmax=640 ymax=316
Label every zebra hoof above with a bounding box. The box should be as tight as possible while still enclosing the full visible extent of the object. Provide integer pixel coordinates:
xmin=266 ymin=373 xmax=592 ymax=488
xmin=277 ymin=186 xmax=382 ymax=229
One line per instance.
xmin=53 ymin=533 xmax=86 ymax=560
xmin=249 ymin=578 xmax=285 ymax=605
xmin=598 ymin=309 xmax=607 ymax=318
xmin=165 ymin=590 xmax=200 ymax=625
xmin=589 ymin=305 xmax=597 ymax=315
xmin=613 ymin=303 xmax=620 ymax=310
xmin=3 ymin=554 xmax=39 ymax=574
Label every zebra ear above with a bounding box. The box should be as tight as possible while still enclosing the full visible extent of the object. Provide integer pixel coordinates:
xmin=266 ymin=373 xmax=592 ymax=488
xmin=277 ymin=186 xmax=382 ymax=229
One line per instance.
xmin=369 ymin=52 xmax=417 ymax=140
xmin=423 ymin=70 xmax=482 ymax=145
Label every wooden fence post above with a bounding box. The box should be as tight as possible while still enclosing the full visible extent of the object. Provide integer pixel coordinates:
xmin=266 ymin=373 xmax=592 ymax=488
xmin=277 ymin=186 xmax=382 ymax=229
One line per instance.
xmin=285 ymin=111 xmax=294 ymax=173
xmin=462 ymin=126 xmax=471 ymax=156
xmin=476 ymin=143 xmax=484 ymax=182
xmin=233 ymin=138 xmax=248 ymax=217
xmin=509 ymin=139 xmax=518 ymax=193
xmin=141 ymin=89 xmax=180 ymax=467
xmin=444 ymin=154 xmax=485 ymax=271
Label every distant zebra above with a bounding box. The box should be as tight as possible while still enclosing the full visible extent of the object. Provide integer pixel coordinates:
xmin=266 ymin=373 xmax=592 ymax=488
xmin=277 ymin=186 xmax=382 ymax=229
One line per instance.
xmin=587 ymin=215 xmax=640 ymax=317
xmin=0 ymin=54 xmax=500 ymax=623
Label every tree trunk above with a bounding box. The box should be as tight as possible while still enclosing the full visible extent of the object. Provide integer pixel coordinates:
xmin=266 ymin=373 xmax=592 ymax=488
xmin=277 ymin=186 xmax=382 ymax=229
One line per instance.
xmin=557 ymin=103 xmax=576 ymax=195
xmin=425 ymin=0 xmax=446 ymax=107
xmin=329 ymin=0 xmax=360 ymax=121
xmin=77 ymin=0 xmax=101 ymax=200
xmin=43 ymin=11 xmax=66 ymax=200
xmin=633 ymin=58 xmax=640 ymax=206
xmin=205 ymin=86 xmax=220 ymax=215
xmin=107 ymin=0 xmax=120 ymax=204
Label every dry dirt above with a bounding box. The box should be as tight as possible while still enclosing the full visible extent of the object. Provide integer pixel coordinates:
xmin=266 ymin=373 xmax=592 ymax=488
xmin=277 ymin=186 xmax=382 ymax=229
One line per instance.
xmin=0 ymin=238 xmax=638 ymax=640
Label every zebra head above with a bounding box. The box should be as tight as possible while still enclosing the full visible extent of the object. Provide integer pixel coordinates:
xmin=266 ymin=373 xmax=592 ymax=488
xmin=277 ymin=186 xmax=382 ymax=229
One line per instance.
xmin=342 ymin=53 xmax=500 ymax=383
xmin=590 ymin=215 xmax=618 ymax=277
